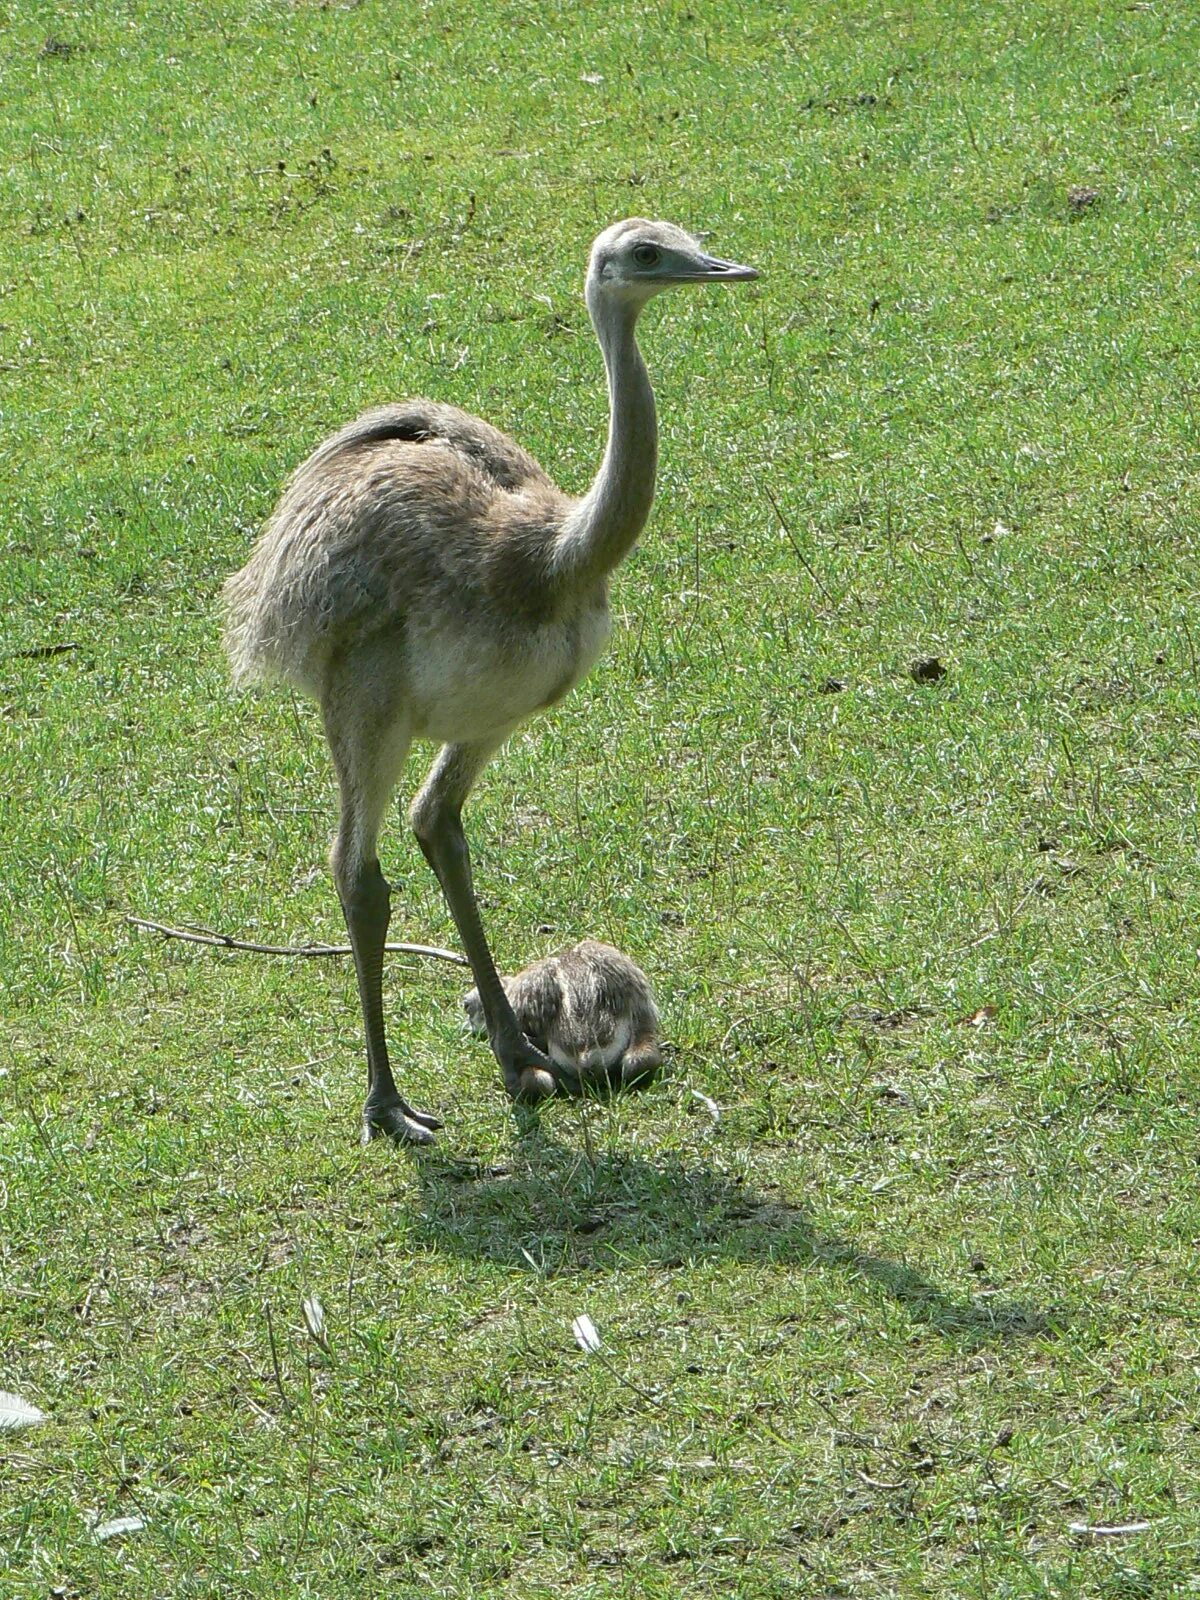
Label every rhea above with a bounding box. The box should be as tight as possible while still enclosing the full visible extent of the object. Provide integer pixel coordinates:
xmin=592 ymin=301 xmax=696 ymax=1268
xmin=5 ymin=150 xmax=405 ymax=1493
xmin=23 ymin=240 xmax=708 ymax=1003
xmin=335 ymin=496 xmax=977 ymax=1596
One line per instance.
xmin=222 ymin=218 xmax=756 ymax=1146
xmin=464 ymin=940 xmax=662 ymax=1094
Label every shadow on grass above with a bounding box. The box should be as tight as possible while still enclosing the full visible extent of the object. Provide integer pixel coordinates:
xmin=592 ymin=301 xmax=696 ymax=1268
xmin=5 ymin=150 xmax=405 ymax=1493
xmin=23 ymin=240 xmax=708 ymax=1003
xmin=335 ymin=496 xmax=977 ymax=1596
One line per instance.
xmin=410 ymin=1120 xmax=1056 ymax=1347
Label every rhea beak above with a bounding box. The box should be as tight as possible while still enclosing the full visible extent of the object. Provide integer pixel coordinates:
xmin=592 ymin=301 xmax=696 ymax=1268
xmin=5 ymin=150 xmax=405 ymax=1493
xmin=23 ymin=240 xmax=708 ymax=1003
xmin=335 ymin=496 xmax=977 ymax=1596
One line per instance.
xmin=670 ymin=260 xmax=759 ymax=283
xmin=698 ymin=253 xmax=759 ymax=282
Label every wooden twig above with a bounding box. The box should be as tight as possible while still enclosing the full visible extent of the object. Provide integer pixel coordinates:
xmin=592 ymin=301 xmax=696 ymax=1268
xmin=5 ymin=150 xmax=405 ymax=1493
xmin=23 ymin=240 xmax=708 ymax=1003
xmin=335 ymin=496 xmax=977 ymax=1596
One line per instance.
xmin=762 ymin=484 xmax=837 ymax=607
xmin=8 ymin=642 xmax=80 ymax=660
xmin=295 ymin=1356 xmax=319 ymax=1560
xmin=127 ymin=915 xmax=467 ymax=967
xmin=263 ymin=1301 xmax=291 ymax=1414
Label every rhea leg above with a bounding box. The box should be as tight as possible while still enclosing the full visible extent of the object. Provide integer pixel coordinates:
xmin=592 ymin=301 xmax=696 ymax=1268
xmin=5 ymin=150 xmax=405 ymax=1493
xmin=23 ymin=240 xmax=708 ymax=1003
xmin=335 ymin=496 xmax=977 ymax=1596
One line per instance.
xmin=323 ymin=699 xmax=441 ymax=1146
xmin=410 ymin=742 xmax=559 ymax=1103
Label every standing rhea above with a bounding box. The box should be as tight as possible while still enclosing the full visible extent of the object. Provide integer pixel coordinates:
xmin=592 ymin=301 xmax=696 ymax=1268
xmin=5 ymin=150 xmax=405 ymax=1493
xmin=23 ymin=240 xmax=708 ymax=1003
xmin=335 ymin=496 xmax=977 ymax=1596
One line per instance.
xmin=464 ymin=940 xmax=662 ymax=1094
xmin=222 ymin=218 xmax=756 ymax=1146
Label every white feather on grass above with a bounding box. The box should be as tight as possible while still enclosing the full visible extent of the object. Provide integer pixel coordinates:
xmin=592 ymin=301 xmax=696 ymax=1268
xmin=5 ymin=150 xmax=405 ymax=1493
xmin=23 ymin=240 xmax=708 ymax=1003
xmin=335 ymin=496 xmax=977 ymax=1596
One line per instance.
xmin=0 ymin=1391 xmax=47 ymax=1432
xmin=572 ymin=1314 xmax=602 ymax=1355
xmin=93 ymin=1515 xmax=146 ymax=1542
xmin=689 ymin=1088 xmax=722 ymax=1124
xmin=301 ymin=1293 xmax=330 ymax=1353
xmin=1068 ymin=1521 xmax=1152 ymax=1538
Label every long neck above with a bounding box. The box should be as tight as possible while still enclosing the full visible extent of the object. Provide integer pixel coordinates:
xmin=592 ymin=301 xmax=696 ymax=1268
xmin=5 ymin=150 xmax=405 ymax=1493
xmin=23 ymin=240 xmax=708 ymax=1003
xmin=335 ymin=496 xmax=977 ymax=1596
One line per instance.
xmin=556 ymin=288 xmax=657 ymax=588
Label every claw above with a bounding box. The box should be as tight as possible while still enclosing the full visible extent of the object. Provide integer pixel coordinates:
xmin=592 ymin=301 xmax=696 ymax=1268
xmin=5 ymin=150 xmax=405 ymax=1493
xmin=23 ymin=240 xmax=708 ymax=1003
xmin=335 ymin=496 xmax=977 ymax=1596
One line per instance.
xmin=362 ymin=1101 xmax=439 ymax=1147
xmin=405 ymin=1106 xmax=445 ymax=1131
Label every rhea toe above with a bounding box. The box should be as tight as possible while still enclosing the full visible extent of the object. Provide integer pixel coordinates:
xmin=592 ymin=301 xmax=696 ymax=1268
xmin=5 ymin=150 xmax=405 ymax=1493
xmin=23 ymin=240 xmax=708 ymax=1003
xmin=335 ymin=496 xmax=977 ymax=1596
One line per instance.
xmin=222 ymin=219 xmax=756 ymax=1145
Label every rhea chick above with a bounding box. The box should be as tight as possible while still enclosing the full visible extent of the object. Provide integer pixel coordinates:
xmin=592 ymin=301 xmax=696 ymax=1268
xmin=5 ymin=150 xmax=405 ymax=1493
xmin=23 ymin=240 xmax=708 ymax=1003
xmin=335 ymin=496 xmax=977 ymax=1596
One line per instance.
xmin=464 ymin=940 xmax=662 ymax=1094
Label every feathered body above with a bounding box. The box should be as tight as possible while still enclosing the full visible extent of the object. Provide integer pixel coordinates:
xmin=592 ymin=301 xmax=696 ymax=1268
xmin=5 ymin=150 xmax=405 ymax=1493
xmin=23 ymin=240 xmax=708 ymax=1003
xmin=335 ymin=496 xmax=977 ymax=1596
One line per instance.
xmin=223 ymin=402 xmax=610 ymax=744
xmin=464 ymin=940 xmax=661 ymax=1090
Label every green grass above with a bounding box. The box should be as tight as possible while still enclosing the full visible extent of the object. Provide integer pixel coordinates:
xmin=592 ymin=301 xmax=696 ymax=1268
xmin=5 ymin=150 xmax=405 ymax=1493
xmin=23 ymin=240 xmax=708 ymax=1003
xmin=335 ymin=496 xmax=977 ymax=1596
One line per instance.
xmin=3 ymin=0 xmax=1200 ymax=1593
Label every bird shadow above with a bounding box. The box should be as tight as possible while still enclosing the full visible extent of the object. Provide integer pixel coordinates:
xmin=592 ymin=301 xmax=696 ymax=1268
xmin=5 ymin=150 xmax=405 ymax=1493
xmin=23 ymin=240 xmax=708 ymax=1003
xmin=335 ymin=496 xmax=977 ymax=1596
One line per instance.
xmin=408 ymin=1119 xmax=1057 ymax=1347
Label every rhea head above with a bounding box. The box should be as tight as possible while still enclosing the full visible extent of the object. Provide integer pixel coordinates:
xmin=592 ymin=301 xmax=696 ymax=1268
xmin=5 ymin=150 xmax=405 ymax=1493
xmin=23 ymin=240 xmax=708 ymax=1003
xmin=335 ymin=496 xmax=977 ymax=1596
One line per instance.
xmin=586 ymin=218 xmax=758 ymax=310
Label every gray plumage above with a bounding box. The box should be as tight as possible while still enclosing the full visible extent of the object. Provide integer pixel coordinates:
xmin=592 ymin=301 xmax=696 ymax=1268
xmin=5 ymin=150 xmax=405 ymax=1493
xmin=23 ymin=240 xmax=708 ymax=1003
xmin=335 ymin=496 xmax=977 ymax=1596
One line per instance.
xmin=222 ymin=219 xmax=756 ymax=1146
xmin=223 ymin=401 xmax=566 ymax=697
xmin=463 ymin=940 xmax=662 ymax=1091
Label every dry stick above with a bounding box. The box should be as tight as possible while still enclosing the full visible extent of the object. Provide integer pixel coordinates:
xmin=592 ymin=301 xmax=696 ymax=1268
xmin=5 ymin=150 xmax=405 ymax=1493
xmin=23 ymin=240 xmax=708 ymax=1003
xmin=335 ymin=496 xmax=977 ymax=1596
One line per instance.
xmin=127 ymin=915 xmax=468 ymax=967
xmin=586 ymin=1345 xmax=668 ymax=1411
xmin=295 ymin=1356 xmax=319 ymax=1560
xmin=8 ymin=641 xmax=80 ymax=660
xmin=263 ymin=1301 xmax=291 ymax=1415
xmin=762 ymin=482 xmax=838 ymax=608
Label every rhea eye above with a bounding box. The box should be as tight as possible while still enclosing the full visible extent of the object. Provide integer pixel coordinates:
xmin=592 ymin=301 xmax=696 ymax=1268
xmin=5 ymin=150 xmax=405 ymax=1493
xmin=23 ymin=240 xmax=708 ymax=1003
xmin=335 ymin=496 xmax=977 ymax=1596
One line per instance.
xmin=633 ymin=243 xmax=660 ymax=267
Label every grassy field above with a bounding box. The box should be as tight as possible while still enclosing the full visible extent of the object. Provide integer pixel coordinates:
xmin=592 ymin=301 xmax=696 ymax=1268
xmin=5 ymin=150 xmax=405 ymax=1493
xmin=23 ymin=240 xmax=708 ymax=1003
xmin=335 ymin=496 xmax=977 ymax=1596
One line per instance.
xmin=3 ymin=0 xmax=1200 ymax=1593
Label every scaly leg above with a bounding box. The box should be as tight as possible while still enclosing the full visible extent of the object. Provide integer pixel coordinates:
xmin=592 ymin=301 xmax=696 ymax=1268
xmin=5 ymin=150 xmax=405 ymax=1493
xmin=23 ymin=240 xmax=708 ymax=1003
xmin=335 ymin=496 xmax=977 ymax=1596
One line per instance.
xmin=410 ymin=742 xmax=560 ymax=1103
xmin=323 ymin=694 xmax=442 ymax=1146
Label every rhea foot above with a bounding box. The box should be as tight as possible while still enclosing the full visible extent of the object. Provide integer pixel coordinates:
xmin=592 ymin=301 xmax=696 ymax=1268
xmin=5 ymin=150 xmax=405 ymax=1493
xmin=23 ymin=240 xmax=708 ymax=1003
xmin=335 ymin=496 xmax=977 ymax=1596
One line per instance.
xmin=361 ymin=1095 xmax=444 ymax=1147
xmin=497 ymin=1038 xmax=560 ymax=1105
xmin=608 ymin=1044 xmax=662 ymax=1093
